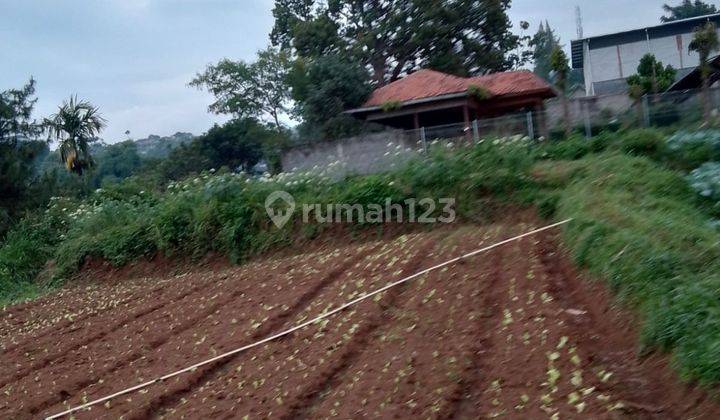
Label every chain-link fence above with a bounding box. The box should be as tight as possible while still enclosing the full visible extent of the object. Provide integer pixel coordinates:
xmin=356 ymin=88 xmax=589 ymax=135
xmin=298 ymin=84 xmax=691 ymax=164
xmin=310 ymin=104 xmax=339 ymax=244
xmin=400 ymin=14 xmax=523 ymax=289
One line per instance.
xmin=544 ymin=86 xmax=720 ymax=138
xmin=400 ymin=86 xmax=720 ymax=147
xmin=403 ymin=112 xmax=537 ymax=152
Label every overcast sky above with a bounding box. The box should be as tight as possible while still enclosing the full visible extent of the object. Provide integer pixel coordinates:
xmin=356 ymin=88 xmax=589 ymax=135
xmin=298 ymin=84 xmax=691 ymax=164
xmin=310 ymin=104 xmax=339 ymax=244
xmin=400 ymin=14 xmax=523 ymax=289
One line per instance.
xmin=0 ymin=1 xmax=695 ymax=142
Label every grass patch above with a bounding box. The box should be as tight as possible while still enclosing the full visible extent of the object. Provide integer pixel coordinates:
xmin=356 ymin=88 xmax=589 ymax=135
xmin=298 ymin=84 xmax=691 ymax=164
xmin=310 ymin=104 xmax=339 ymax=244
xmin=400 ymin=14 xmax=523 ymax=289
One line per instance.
xmin=554 ymin=153 xmax=720 ymax=383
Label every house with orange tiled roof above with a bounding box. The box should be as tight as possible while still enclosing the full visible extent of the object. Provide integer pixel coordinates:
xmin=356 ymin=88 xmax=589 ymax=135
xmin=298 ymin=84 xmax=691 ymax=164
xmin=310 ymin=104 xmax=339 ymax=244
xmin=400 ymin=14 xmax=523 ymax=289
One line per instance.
xmin=346 ymin=69 xmax=556 ymax=135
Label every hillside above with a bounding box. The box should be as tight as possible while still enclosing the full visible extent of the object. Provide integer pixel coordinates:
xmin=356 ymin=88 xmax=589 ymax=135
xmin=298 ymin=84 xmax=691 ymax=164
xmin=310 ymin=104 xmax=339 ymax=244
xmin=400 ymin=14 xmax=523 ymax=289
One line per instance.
xmin=2 ymin=221 xmax=718 ymax=419
xmin=3 ymin=130 xmax=720 ymax=417
xmin=132 ymin=132 xmax=194 ymax=159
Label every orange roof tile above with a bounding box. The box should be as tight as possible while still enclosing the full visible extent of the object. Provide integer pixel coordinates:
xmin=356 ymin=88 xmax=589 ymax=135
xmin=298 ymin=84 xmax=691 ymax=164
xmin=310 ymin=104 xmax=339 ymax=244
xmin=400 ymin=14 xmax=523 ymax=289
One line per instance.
xmin=362 ymin=69 xmax=554 ymax=108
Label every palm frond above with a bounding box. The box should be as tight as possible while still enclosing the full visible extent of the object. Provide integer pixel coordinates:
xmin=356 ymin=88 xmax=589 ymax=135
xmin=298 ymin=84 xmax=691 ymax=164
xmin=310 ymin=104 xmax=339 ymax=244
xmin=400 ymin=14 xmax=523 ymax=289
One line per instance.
xmin=45 ymin=95 xmax=105 ymax=175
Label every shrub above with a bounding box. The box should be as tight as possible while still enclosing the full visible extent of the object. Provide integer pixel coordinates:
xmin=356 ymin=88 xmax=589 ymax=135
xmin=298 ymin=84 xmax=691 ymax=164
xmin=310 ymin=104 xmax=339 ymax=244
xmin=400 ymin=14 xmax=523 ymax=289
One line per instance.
xmin=54 ymin=200 xmax=156 ymax=275
xmin=615 ymin=128 xmax=668 ymax=160
xmin=536 ymin=193 xmax=560 ymax=218
xmin=687 ymin=162 xmax=720 ymax=215
xmin=338 ymin=176 xmax=404 ymax=207
xmin=666 ymin=130 xmax=720 ymax=170
xmin=536 ymin=135 xmax=591 ymax=160
xmin=0 ymin=214 xmax=63 ymax=304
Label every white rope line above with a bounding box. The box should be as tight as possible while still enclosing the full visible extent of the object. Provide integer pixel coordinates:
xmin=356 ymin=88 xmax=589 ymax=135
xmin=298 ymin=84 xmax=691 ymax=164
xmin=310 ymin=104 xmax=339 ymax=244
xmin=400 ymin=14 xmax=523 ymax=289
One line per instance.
xmin=45 ymin=218 xmax=572 ymax=419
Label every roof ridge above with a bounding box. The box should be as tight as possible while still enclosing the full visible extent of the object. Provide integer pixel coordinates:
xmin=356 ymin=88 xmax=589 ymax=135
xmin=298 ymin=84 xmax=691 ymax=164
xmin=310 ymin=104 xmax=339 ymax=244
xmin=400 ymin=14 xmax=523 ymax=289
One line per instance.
xmin=358 ymin=68 xmax=553 ymax=109
xmin=403 ymin=68 xmax=467 ymax=80
xmin=395 ymin=68 xmax=535 ymax=84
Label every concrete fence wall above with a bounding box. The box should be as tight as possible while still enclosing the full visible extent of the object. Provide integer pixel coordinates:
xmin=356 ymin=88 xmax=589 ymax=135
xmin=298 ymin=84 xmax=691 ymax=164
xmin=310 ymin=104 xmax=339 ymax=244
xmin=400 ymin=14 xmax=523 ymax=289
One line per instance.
xmin=545 ymin=94 xmax=634 ymax=127
xmin=281 ymin=130 xmax=421 ymax=176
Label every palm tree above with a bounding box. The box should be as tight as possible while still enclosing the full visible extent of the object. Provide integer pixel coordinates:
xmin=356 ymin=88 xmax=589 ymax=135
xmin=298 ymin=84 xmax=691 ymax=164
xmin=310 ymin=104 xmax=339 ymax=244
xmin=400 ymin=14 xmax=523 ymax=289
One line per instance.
xmin=689 ymin=22 xmax=720 ymax=124
xmin=45 ymin=96 xmax=106 ymax=175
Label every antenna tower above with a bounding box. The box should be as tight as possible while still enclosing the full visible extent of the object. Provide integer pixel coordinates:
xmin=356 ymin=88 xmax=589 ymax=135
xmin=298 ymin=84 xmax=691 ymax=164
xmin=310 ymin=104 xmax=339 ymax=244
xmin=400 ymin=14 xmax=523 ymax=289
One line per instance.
xmin=575 ymin=6 xmax=584 ymax=39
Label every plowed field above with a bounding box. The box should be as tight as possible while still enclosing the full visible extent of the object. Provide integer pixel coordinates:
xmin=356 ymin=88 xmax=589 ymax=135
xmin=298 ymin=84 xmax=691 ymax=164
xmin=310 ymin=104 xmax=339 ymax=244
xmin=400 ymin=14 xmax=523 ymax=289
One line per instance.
xmin=1 ymin=221 xmax=718 ymax=419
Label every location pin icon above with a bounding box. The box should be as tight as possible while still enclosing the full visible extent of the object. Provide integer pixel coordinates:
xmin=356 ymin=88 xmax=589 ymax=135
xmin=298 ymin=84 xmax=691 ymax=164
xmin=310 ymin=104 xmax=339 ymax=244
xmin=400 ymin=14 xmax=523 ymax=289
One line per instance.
xmin=265 ymin=190 xmax=296 ymax=228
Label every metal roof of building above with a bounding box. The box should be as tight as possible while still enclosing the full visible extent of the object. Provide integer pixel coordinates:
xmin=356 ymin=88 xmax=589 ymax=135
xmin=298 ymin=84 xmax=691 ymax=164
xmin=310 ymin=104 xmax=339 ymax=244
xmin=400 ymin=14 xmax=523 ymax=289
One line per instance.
xmin=571 ymin=13 xmax=720 ymax=69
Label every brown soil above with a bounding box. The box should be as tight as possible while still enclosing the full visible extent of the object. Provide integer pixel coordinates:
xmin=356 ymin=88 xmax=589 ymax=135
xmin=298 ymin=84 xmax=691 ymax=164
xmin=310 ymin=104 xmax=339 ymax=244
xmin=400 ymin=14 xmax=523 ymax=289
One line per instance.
xmin=1 ymin=220 xmax=718 ymax=419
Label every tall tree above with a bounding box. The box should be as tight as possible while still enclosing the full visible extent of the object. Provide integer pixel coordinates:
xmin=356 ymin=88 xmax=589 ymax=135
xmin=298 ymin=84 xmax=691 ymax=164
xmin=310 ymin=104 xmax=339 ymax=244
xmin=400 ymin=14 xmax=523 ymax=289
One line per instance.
xmin=689 ymin=21 xmax=720 ymax=123
xmin=289 ymin=55 xmax=372 ymax=139
xmin=530 ymin=21 xmax=561 ymax=82
xmin=190 ymin=47 xmax=292 ymax=129
xmin=0 ymin=78 xmax=43 ymax=146
xmin=270 ymin=0 xmax=527 ymax=86
xmin=0 ymin=78 xmax=45 ymax=236
xmin=661 ymin=0 xmax=718 ymax=22
xmin=0 ymin=140 xmax=48 ymax=236
xmin=550 ymin=46 xmax=572 ymax=137
xmin=45 ymin=96 xmax=106 ymax=176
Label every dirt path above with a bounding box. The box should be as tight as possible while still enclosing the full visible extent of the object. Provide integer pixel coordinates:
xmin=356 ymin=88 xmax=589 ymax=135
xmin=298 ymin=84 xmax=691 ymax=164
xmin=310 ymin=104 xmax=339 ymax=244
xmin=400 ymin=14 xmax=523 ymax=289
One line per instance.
xmin=0 ymin=222 xmax=718 ymax=419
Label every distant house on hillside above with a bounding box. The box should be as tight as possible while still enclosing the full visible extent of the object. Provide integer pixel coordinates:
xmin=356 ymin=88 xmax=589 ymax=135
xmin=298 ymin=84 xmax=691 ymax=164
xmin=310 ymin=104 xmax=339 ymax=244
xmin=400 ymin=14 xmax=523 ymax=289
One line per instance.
xmin=345 ymin=69 xmax=556 ymax=137
xmin=571 ymin=13 xmax=720 ymax=96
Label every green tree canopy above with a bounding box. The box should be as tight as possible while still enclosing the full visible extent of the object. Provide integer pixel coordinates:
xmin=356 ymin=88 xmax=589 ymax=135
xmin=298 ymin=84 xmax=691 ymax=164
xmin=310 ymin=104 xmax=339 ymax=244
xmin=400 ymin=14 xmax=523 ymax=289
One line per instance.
xmin=271 ymin=0 xmax=526 ymax=85
xmin=530 ymin=21 xmax=561 ymax=82
xmin=0 ymin=78 xmax=43 ymax=146
xmin=289 ymin=55 xmax=372 ymax=138
xmin=190 ymin=47 xmax=292 ymax=129
xmin=92 ymin=141 xmax=143 ymax=187
xmin=0 ymin=78 xmax=47 ymax=236
xmin=155 ymin=118 xmax=275 ymax=180
xmin=292 ymin=14 xmax=343 ymax=58
xmin=550 ymin=47 xmax=569 ymax=91
xmin=626 ymin=54 xmax=677 ymax=99
xmin=661 ymin=0 xmax=718 ymax=22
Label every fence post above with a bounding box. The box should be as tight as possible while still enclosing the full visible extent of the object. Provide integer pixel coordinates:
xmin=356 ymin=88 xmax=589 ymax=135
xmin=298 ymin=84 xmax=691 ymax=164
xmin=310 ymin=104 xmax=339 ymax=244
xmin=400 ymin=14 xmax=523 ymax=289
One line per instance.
xmin=420 ymin=126 xmax=427 ymax=154
xmin=642 ymin=95 xmax=651 ymax=127
xmin=526 ymin=112 xmax=535 ymax=140
xmin=472 ymin=119 xmax=480 ymax=143
xmin=583 ymin=102 xmax=592 ymax=139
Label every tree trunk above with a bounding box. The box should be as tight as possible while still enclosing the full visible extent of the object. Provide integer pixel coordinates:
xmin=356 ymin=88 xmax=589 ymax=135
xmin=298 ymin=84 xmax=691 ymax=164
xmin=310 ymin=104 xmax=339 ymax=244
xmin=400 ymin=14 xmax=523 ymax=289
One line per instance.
xmin=371 ymin=57 xmax=387 ymax=87
xmin=272 ymin=110 xmax=281 ymax=132
xmin=390 ymin=59 xmax=407 ymax=83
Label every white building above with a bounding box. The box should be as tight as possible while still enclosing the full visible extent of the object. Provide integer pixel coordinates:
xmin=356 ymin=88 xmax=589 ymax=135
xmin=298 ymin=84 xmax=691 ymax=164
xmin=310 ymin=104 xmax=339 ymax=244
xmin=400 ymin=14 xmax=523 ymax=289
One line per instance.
xmin=571 ymin=14 xmax=720 ymax=96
